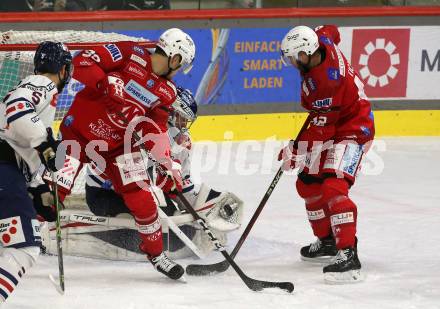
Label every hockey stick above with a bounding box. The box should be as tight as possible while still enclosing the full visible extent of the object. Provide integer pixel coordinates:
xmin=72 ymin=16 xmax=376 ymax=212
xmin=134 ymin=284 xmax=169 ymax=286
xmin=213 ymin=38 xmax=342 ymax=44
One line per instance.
xmin=49 ymin=171 xmax=65 ymax=295
xmin=176 ymin=192 xmax=294 ymax=293
xmin=186 ymin=115 xmax=312 ymax=276
xmin=116 ymin=111 xmax=293 ymax=292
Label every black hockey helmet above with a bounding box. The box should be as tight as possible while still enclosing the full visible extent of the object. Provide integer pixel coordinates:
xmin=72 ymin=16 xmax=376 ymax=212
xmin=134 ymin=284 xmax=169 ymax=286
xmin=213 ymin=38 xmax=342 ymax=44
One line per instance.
xmin=34 ymin=41 xmax=72 ymax=74
xmin=34 ymin=41 xmax=73 ymax=91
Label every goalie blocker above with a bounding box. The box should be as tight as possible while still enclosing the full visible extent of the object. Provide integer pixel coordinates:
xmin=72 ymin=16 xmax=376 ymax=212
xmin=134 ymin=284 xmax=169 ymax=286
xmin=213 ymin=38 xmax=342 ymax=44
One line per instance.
xmin=41 ymin=180 xmax=244 ymax=261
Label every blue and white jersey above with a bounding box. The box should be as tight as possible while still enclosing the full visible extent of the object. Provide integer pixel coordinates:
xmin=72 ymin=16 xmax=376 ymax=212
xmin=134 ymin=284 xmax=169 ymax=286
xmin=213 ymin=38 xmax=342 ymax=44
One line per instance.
xmin=0 ymin=75 xmax=58 ymax=178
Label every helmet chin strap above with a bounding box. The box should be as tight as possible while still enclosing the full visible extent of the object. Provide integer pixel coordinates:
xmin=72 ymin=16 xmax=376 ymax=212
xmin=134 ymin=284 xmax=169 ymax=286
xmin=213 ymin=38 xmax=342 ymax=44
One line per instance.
xmin=161 ymin=56 xmax=181 ymax=78
xmin=57 ymin=71 xmax=69 ymax=93
xmin=296 ymin=55 xmax=312 ymax=73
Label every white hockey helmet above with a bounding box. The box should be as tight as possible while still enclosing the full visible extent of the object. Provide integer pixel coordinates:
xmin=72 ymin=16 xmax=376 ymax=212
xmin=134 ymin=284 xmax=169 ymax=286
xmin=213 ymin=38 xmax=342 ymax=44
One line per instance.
xmin=157 ymin=28 xmax=196 ymax=74
xmin=281 ymin=25 xmax=319 ymax=65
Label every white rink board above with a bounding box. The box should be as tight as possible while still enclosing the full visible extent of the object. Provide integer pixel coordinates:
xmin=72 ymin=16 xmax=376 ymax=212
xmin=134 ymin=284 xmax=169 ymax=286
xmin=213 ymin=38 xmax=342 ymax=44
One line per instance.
xmin=338 ymin=26 xmax=440 ymax=100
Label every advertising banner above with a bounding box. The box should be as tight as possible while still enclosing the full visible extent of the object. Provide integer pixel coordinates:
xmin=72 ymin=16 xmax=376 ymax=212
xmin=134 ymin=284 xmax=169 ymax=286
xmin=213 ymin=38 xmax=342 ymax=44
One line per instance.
xmin=113 ymin=26 xmax=440 ymax=105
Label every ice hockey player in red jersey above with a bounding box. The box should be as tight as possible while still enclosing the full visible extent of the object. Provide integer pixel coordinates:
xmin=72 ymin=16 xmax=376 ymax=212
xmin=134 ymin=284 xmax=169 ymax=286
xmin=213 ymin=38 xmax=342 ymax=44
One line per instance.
xmin=279 ymin=25 xmax=375 ymax=284
xmin=51 ymin=28 xmax=195 ymax=280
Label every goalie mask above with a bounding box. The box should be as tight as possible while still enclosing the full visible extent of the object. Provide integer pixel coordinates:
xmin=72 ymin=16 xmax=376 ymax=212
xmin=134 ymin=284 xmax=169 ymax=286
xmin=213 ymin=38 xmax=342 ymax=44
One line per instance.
xmin=169 ymin=87 xmax=198 ymax=132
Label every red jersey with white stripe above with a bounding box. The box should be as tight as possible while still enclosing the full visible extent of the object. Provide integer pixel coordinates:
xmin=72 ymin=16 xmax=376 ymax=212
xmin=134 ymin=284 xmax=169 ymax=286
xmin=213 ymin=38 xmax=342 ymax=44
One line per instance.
xmin=299 ymin=25 xmax=375 ymax=145
xmin=63 ymin=41 xmax=177 ymax=159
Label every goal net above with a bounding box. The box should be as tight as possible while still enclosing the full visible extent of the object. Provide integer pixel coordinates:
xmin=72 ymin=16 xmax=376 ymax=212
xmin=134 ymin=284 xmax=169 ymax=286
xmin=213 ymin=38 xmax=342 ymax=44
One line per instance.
xmin=0 ymin=30 xmax=155 ymax=202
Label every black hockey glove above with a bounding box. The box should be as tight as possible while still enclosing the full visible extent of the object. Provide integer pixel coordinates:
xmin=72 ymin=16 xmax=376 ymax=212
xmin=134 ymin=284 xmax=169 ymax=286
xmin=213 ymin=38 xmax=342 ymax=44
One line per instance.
xmin=28 ymin=184 xmax=56 ymax=222
xmin=34 ymin=127 xmax=61 ymax=172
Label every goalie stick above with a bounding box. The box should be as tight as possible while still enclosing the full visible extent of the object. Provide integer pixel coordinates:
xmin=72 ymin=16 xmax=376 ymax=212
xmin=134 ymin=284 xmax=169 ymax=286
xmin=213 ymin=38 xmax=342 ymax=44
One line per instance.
xmin=116 ymin=111 xmax=294 ymax=293
xmin=186 ymin=115 xmax=312 ymax=276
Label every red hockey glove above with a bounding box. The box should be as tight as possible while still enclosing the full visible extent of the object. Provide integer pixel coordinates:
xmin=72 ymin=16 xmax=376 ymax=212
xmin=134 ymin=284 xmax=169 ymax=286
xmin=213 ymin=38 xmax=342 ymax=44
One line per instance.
xmin=277 ymin=140 xmax=306 ymax=171
xmin=156 ymin=160 xmax=183 ymax=196
xmin=97 ymin=72 xmax=126 ymax=112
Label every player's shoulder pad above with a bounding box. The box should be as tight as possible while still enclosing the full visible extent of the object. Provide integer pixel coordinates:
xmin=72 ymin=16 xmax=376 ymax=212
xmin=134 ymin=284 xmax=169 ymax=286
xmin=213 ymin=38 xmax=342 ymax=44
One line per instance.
xmin=9 ymin=75 xmax=56 ymax=102
xmin=315 ymin=25 xmax=341 ymax=46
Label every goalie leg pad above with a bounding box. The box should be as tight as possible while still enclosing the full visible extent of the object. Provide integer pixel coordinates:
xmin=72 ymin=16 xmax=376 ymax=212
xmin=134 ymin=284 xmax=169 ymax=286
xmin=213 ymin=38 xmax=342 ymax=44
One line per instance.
xmin=296 ymin=179 xmax=331 ymax=239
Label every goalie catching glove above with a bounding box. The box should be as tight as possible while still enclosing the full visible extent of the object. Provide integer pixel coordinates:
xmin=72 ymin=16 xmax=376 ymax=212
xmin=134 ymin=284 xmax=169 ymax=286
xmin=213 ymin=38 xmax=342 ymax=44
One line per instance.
xmin=186 ymin=184 xmax=244 ymax=232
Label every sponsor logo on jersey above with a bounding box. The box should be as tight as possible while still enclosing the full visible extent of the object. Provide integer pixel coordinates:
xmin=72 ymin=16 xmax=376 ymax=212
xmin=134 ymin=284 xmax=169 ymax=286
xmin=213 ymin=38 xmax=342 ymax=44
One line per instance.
xmin=341 ymin=143 xmax=363 ymax=177
xmin=31 ymin=219 xmax=41 ymax=241
xmin=351 ymin=28 xmax=410 ymax=98
xmin=319 ymin=36 xmax=333 ymax=45
xmin=124 ymin=63 xmax=146 ymax=79
xmin=79 ymin=59 xmax=94 ymax=66
xmin=327 ymin=68 xmax=340 ymax=80
xmin=157 ymin=84 xmax=173 ymax=101
xmin=302 ymin=81 xmax=310 ymax=96
xmin=312 ymin=97 xmax=332 ymax=109
xmin=31 ymin=115 xmax=40 ymax=123
xmin=330 ymin=212 xmax=354 ymax=226
xmin=89 ymin=119 xmax=122 ymax=141
xmin=115 ymin=152 xmax=148 ymax=185
xmin=0 ymin=216 xmax=26 ymax=246
xmin=130 ymin=54 xmax=147 ymax=67
xmin=133 ymin=46 xmax=145 ymax=55
xmin=104 ymin=44 xmax=122 ymax=62
xmin=360 ymin=125 xmax=371 ymax=136
xmin=64 ymin=115 xmax=74 ymax=127
xmin=307 ymin=78 xmax=316 ymax=91
xmin=107 ymin=99 xmax=145 ymax=129
xmin=42 ymin=155 xmax=80 ymax=190
xmin=334 ymin=45 xmax=346 ymax=77
xmin=146 ymin=79 xmax=155 ymax=88
xmin=125 ymin=79 xmax=158 ymax=108
xmin=307 ymin=209 xmax=326 ymax=221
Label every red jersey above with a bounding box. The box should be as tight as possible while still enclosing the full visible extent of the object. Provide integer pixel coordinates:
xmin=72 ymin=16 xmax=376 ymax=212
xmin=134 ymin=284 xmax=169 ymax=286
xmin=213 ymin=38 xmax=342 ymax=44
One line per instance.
xmin=63 ymin=41 xmax=176 ymax=160
xmin=299 ymin=25 xmax=375 ymax=145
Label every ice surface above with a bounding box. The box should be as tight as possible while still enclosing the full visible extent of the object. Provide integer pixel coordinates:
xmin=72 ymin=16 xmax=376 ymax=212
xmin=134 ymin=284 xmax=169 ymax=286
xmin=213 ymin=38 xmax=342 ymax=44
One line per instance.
xmin=6 ymin=138 xmax=440 ymax=309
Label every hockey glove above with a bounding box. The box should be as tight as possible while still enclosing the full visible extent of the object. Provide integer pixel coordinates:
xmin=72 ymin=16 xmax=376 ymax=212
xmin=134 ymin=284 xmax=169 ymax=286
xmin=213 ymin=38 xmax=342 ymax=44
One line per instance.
xmin=156 ymin=160 xmax=183 ymax=197
xmin=277 ymin=140 xmax=306 ymax=171
xmin=35 ymin=128 xmax=61 ymax=172
xmin=97 ymin=72 xmax=126 ymax=112
xmin=28 ymin=184 xmax=56 ymax=222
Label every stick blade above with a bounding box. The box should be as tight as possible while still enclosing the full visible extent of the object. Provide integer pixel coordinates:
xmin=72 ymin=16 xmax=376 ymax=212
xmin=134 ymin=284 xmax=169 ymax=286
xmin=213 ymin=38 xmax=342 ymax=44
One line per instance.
xmin=49 ymin=274 xmax=65 ymax=295
xmin=247 ymin=279 xmax=294 ymax=293
xmin=186 ymin=260 xmax=230 ymax=276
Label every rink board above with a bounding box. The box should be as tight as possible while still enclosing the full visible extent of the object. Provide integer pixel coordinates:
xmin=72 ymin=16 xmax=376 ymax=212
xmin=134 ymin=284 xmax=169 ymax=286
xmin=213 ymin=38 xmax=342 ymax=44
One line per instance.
xmin=188 ymin=110 xmax=440 ymax=141
xmin=52 ymin=109 xmax=440 ymax=142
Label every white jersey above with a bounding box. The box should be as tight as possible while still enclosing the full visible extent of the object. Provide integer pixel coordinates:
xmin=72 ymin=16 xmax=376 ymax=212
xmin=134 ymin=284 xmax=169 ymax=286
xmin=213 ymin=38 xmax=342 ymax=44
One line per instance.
xmin=0 ymin=75 xmax=58 ymax=180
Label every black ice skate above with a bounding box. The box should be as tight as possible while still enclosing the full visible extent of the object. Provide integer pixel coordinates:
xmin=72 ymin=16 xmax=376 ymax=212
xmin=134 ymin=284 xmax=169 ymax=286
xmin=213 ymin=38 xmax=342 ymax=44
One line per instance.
xmin=149 ymin=252 xmax=185 ymax=280
xmin=300 ymin=236 xmax=337 ymax=263
xmin=323 ymin=243 xmax=363 ymax=284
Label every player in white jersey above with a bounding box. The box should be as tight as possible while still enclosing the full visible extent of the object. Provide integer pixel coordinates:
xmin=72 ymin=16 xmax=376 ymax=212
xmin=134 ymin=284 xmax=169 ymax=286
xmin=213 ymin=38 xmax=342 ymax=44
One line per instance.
xmin=42 ymin=87 xmax=244 ymax=260
xmin=0 ymin=41 xmax=72 ymax=302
